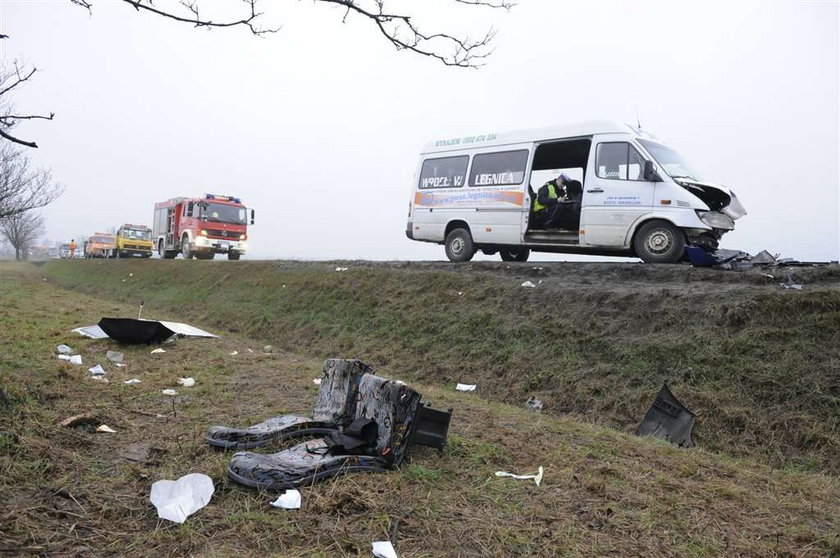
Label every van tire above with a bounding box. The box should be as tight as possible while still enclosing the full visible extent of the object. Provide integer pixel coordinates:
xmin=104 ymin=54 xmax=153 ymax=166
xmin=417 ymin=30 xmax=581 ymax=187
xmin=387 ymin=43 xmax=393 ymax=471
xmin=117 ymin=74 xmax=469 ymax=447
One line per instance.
xmin=444 ymin=228 xmax=475 ymax=262
xmin=633 ymin=220 xmax=686 ymax=263
xmin=500 ymin=248 xmax=530 ymax=262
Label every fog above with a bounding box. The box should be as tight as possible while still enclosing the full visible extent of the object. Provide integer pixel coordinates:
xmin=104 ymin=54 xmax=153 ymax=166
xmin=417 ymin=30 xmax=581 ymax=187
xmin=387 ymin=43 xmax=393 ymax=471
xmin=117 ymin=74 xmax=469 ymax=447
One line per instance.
xmin=2 ymin=0 xmax=838 ymax=261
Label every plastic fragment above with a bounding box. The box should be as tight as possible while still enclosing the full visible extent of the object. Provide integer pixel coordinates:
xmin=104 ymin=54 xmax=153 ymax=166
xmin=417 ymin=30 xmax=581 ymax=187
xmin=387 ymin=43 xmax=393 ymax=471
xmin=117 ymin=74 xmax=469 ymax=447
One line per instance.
xmin=335 ymin=267 xmax=348 ymax=272
xmin=150 ymin=473 xmax=214 ymax=524
xmin=525 ymin=396 xmax=543 ymax=411
xmin=56 ymin=344 xmax=73 ymax=355
xmin=270 ymin=489 xmax=301 ymax=510
xmin=177 ymin=377 xmax=196 ymax=387
xmin=229 ymin=351 xmax=238 ymax=356
xmin=150 ymin=348 xmax=166 ymax=354
xmin=495 ymin=466 xmax=544 ymax=486
xmin=89 ymin=365 xmax=106 ymax=376
xmin=521 ymin=281 xmax=536 ymax=288
xmin=372 ymin=541 xmax=398 ymax=558
xmin=124 ymin=378 xmax=141 ymax=385
xmin=455 ymin=383 xmax=476 ymax=392
xmin=162 ymin=389 xmax=178 ymax=396
xmin=313 ymin=378 xmax=322 ymax=385
xmin=69 ymin=355 xmax=83 ymax=365
xmin=96 ymin=424 xmax=117 ymax=433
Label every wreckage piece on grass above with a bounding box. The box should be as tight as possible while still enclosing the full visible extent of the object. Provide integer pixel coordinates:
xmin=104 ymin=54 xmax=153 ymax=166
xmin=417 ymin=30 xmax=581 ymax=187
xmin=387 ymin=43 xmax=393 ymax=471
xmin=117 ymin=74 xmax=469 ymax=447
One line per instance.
xmin=685 ymin=246 xmax=750 ymax=268
xmin=227 ymin=373 xmax=421 ymax=491
xmin=206 ymin=359 xmax=370 ymax=450
xmin=635 ymin=383 xmax=696 ymax=447
xmin=73 ymin=318 xmax=217 ymax=344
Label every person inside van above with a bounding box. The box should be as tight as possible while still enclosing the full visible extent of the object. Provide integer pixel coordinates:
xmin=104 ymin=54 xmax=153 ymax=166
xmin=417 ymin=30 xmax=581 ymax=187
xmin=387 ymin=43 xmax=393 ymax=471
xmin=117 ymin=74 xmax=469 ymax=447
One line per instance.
xmin=545 ymin=179 xmax=583 ymax=230
xmin=530 ymin=173 xmax=569 ymax=229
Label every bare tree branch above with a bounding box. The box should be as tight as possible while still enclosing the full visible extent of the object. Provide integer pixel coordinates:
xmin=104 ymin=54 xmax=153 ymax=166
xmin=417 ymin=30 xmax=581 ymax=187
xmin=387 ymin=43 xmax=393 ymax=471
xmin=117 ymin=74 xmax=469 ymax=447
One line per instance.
xmin=0 ymin=56 xmax=55 ymax=148
xmin=0 ymin=209 xmax=44 ymax=260
xmin=0 ymin=145 xmax=64 ymax=218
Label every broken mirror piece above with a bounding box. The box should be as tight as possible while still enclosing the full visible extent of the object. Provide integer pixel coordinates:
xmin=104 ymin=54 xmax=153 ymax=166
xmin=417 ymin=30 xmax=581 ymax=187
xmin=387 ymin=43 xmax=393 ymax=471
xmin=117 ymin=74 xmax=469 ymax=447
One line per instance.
xmin=150 ymin=473 xmax=214 ymax=524
xmin=270 ymin=489 xmax=301 ymax=510
xmin=635 ymin=383 xmax=696 ymax=447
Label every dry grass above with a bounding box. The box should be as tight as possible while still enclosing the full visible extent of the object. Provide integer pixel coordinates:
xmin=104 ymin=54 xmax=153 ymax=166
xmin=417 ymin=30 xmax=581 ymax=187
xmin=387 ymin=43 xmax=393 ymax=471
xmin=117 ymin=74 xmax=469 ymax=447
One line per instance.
xmin=1 ymin=261 xmax=838 ymax=556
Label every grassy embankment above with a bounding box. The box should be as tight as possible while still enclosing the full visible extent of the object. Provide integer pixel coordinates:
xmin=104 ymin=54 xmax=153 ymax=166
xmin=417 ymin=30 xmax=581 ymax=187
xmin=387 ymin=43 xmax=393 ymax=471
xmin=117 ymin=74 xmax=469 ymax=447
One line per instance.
xmin=41 ymin=258 xmax=840 ymax=475
xmin=1 ymin=261 xmax=839 ymax=556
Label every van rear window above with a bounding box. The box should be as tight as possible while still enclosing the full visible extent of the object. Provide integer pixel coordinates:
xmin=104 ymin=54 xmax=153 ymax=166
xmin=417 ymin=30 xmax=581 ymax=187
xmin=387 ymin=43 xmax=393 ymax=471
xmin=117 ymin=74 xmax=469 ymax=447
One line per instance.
xmin=469 ymin=150 xmax=529 ymax=186
xmin=419 ymin=156 xmax=469 ymax=189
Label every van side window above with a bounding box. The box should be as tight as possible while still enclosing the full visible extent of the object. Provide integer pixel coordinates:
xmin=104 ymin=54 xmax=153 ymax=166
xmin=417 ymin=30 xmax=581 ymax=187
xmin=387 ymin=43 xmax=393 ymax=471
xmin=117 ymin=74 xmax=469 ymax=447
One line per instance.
xmin=419 ymin=155 xmax=469 ymax=189
xmin=469 ymin=150 xmax=529 ymax=187
xmin=596 ymin=143 xmax=645 ymax=181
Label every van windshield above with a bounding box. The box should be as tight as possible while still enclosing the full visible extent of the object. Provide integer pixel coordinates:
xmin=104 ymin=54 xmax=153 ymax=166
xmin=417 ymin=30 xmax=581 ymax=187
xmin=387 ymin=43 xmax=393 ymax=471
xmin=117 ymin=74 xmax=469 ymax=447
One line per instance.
xmin=638 ymin=139 xmax=703 ymax=182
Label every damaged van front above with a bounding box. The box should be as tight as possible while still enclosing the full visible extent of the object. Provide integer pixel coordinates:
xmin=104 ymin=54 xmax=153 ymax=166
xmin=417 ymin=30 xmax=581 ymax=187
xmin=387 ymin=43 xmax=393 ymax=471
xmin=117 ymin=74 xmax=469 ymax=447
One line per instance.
xmin=637 ymin=138 xmax=747 ymax=252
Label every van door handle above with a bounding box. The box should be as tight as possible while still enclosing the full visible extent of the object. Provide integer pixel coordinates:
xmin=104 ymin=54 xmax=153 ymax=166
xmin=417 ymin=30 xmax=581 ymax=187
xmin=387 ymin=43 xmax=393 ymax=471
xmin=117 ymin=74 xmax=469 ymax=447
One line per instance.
xmin=587 ymin=188 xmax=604 ymax=193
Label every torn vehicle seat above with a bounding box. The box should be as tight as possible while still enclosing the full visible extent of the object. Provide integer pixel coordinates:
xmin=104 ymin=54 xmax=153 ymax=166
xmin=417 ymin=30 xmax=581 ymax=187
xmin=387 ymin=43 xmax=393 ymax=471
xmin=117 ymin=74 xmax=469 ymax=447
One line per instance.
xmin=226 ymin=373 xmax=421 ymax=490
xmin=205 ymin=359 xmax=370 ymax=450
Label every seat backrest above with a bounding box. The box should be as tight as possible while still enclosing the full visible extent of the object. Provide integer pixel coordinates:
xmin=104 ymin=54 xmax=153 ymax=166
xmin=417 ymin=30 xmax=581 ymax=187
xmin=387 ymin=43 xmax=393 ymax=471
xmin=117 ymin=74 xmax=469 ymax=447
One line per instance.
xmin=354 ymin=373 xmax=421 ymax=466
xmin=311 ymin=359 xmax=371 ymax=425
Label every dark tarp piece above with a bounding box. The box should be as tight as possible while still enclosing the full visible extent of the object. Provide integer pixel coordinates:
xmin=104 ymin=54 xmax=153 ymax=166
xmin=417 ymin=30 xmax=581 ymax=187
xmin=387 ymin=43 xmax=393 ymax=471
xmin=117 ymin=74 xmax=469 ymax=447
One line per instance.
xmin=635 ymin=383 xmax=696 ymax=447
xmin=73 ymin=318 xmax=218 ymax=344
xmin=685 ymin=246 xmax=750 ymax=268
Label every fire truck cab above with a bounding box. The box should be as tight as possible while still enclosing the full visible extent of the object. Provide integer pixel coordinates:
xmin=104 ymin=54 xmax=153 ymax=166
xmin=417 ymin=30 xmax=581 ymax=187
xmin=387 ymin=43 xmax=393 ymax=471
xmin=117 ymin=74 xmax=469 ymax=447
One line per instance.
xmin=152 ymin=194 xmax=254 ymax=260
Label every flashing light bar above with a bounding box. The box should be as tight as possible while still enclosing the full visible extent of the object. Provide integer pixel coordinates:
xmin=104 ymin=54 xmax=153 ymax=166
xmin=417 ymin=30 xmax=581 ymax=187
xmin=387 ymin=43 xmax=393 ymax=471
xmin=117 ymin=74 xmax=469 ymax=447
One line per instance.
xmin=205 ymin=193 xmax=242 ymax=204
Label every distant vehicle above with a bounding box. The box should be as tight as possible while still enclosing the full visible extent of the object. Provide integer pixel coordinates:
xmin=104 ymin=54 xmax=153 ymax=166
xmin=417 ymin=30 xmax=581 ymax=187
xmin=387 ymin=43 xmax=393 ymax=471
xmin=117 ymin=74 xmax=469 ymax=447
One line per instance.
xmin=84 ymin=233 xmax=117 ymax=259
xmin=406 ymin=120 xmax=747 ymax=263
xmin=115 ymin=223 xmax=153 ymax=258
xmin=152 ymin=193 xmax=254 ymax=260
xmin=58 ymin=243 xmax=72 ymax=259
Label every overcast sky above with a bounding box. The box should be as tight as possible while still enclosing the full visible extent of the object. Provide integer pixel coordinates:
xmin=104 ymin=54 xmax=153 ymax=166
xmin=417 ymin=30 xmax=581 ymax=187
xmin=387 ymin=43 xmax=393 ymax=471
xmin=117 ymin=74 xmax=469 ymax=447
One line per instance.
xmin=1 ymin=0 xmax=838 ymax=261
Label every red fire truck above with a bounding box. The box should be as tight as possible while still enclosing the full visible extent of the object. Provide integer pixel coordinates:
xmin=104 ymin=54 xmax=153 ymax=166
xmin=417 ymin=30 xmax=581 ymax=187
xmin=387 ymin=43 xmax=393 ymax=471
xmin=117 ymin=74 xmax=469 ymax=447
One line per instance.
xmin=152 ymin=194 xmax=254 ymax=260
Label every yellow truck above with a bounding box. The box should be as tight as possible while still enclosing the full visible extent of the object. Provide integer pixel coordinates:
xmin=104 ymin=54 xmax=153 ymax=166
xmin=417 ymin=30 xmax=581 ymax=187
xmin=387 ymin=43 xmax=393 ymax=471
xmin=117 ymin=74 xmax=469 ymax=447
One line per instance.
xmin=115 ymin=223 xmax=154 ymax=258
xmin=84 ymin=233 xmax=117 ymax=259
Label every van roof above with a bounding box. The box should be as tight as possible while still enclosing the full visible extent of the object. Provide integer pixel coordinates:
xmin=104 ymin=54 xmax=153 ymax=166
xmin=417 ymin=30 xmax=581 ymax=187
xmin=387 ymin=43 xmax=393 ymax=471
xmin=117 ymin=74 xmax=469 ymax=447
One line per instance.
xmin=421 ymin=120 xmax=646 ymax=154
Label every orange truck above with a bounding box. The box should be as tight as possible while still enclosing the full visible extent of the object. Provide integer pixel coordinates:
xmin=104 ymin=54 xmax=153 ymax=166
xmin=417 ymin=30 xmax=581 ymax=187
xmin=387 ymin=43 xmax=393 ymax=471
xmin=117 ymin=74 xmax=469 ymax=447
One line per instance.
xmin=84 ymin=233 xmax=117 ymax=258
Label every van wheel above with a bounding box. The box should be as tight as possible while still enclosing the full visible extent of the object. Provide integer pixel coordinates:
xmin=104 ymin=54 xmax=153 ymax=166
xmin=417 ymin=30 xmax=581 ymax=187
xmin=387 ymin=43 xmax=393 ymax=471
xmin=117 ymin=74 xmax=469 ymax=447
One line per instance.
xmin=444 ymin=228 xmax=475 ymax=262
xmin=634 ymin=221 xmax=686 ymax=263
xmin=500 ymin=248 xmax=530 ymax=262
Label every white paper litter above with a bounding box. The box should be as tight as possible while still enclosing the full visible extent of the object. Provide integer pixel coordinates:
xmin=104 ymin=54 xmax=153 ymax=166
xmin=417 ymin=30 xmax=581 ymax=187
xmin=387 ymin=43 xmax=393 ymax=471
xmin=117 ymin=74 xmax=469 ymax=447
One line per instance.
xmin=177 ymin=377 xmax=196 ymax=387
xmin=456 ymin=383 xmax=477 ymax=392
xmin=162 ymin=389 xmax=178 ymax=396
xmin=335 ymin=267 xmax=348 ymax=272
xmin=69 ymin=355 xmax=83 ymax=365
xmin=56 ymin=344 xmax=73 ymax=355
xmin=96 ymin=424 xmax=116 ymax=433
xmin=372 ymin=541 xmax=398 ymax=558
xmin=270 ymin=489 xmax=302 ymax=510
xmin=106 ymin=350 xmax=124 ymax=363
xmin=495 ymin=466 xmax=544 ymax=486
xmin=313 ymin=378 xmax=322 ymax=385
xmin=58 ymin=355 xmax=71 ymax=361
xmin=149 ymin=473 xmax=215 ymax=524
xmin=88 ymin=364 xmax=106 ymax=376
xmin=229 ymin=351 xmax=238 ymax=356
xmin=521 ymin=281 xmax=537 ymax=288
xmin=115 ymin=363 xmax=126 ymax=368
xmin=151 ymin=348 xmax=166 ymax=354
xmin=124 ymin=378 xmax=141 ymax=385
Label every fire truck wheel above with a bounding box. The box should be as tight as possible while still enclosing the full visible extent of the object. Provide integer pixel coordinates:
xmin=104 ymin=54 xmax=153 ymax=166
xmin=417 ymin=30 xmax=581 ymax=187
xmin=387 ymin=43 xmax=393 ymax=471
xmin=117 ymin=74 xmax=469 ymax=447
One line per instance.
xmin=181 ymin=234 xmax=194 ymax=259
xmin=228 ymin=251 xmax=241 ymax=261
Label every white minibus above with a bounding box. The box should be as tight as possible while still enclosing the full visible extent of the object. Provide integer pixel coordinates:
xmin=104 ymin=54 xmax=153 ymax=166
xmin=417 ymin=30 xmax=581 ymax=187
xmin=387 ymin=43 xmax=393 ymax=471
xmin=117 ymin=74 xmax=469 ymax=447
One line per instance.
xmin=405 ymin=120 xmax=746 ymax=263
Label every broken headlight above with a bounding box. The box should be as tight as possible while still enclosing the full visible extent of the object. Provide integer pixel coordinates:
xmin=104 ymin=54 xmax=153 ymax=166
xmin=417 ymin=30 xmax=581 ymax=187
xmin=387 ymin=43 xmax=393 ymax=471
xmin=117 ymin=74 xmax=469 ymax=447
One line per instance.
xmin=696 ymin=210 xmax=734 ymax=229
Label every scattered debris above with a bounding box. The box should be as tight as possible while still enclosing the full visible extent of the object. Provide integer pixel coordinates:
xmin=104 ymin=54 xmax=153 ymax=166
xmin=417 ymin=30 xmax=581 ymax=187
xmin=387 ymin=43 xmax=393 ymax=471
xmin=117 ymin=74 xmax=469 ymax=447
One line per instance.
xmin=177 ymin=377 xmax=196 ymax=387
xmin=457 ymin=291 xmax=463 ymax=296
xmin=495 ymin=466 xmax=545 ymax=486
xmin=149 ymin=473 xmax=215 ymax=524
xmin=106 ymin=350 xmax=124 ymax=363
xmin=119 ymin=444 xmax=162 ymax=464
xmin=520 ymin=281 xmax=537 ymax=288
xmin=56 ymin=344 xmax=73 ymax=355
xmin=115 ymin=363 xmax=127 ymax=368
xmin=88 ymin=365 xmax=106 ymax=376
xmin=151 ymin=348 xmax=166 ymax=354
xmin=455 ymin=383 xmax=476 ymax=392
xmin=635 ymin=383 xmax=696 ymax=447
xmin=68 ymin=355 xmax=83 ymax=365
xmin=59 ymin=413 xmax=98 ymax=428
xmin=263 ymin=345 xmax=273 ymax=353
xmin=335 ymin=267 xmax=348 ymax=272
xmin=123 ymin=378 xmax=141 ymax=385
xmin=313 ymin=378 xmax=322 ymax=385
xmin=270 ymin=489 xmax=302 ymax=510
xmin=96 ymin=424 xmax=116 ymax=433
xmin=372 ymin=541 xmax=399 ymax=558
xmin=229 ymin=351 xmax=238 ymax=356
xmin=162 ymin=389 xmax=178 ymax=396
xmin=780 ymin=275 xmax=804 ymax=290
xmin=525 ymin=396 xmax=543 ymax=411
xmin=751 ymin=250 xmax=777 ymax=265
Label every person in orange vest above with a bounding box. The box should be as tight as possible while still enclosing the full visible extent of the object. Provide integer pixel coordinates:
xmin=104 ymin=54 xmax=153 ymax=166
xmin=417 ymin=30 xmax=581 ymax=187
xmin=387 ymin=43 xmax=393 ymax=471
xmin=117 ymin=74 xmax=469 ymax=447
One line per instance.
xmin=68 ymin=239 xmax=77 ymax=258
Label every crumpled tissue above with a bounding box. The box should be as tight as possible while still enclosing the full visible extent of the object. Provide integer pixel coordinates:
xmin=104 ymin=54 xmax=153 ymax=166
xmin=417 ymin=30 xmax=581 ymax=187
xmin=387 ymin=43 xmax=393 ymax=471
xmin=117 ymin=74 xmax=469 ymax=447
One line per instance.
xmin=150 ymin=473 xmax=215 ymax=524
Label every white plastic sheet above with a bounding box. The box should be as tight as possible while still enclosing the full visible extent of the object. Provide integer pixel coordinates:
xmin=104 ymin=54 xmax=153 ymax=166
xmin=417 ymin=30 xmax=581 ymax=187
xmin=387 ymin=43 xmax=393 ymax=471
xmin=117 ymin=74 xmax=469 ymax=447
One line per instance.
xmin=150 ymin=473 xmax=215 ymax=524
xmin=88 ymin=365 xmax=105 ymax=376
xmin=68 ymin=355 xmax=83 ymax=365
xmin=270 ymin=489 xmax=301 ymax=510
xmin=372 ymin=541 xmax=398 ymax=558
xmin=455 ymin=383 xmax=477 ymax=392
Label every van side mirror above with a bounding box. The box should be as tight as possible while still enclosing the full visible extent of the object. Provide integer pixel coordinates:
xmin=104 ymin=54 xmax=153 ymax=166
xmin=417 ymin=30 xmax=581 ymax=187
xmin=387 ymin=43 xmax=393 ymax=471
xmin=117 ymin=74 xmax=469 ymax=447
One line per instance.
xmin=250 ymin=209 xmax=255 ymax=225
xmin=644 ymin=160 xmax=662 ymax=182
